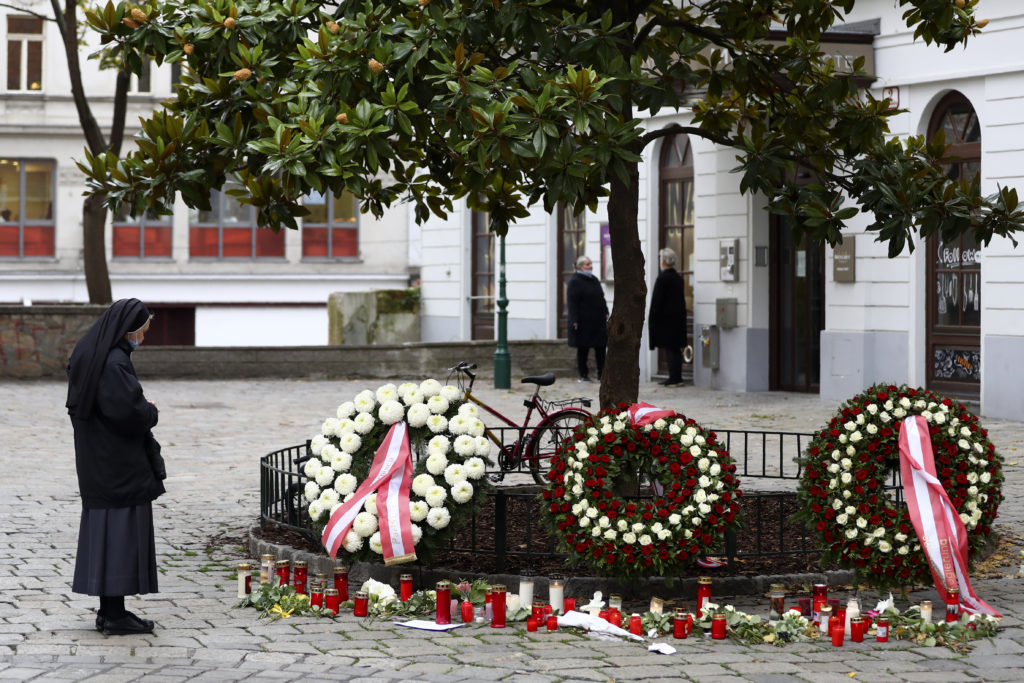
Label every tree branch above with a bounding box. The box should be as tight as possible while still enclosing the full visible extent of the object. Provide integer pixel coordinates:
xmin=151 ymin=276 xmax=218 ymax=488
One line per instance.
xmin=0 ymin=1 xmax=56 ymax=24
xmin=58 ymin=0 xmax=106 ymax=153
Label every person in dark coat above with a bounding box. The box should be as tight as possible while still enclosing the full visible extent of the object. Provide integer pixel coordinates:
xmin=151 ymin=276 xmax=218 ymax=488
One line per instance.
xmin=66 ymin=298 xmax=164 ymax=635
xmin=649 ymin=247 xmax=688 ymax=386
xmin=566 ymin=254 xmax=608 ymax=382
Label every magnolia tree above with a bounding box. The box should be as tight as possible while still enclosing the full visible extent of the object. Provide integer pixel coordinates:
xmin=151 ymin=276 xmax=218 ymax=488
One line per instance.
xmin=81 ymin=0 xmax=1023 ymax=407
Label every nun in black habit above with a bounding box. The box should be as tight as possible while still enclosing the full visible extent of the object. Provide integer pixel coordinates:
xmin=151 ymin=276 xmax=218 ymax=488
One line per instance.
xmin=66 ymin=298 xmax=164 ymax=635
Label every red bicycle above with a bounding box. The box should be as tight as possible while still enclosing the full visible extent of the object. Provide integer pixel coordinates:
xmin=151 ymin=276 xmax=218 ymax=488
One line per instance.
xmin=447 ymin=361 xmax=592 ymax=484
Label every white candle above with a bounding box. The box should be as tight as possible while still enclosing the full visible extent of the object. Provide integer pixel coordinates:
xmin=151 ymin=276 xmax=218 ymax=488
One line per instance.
xmin=519 ymin=577 xmax=534 ymax=608
xmin=507 ymin=594 xmax=521 ymax=613
xmin=844 ymin=597 xmax=860 ymax=635
xmin=549 ymin=579 xmax=564 ymax=615
xmin=920 ymin=600 xmax=932 ymax=624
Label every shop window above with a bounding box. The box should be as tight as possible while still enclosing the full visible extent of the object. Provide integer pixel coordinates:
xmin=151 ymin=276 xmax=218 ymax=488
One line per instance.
xmin=6 ymin=16 xmax=42 ymax=92
xmin=188 ymin=184 xmax=284 ymax=259
xmin=301 ymin=189 xmax=359 ymax=259
xmin=112 ymin=205 xmax=172 ymax=259
xmin=0 ymin=159 xmax=54 ymax=258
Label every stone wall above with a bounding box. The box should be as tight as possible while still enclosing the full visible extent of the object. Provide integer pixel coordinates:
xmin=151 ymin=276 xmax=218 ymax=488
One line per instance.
xmin=0 ymin=305 xmax=105 ymax=378
xmin=327 ymin=289 xmax=421 ymax=345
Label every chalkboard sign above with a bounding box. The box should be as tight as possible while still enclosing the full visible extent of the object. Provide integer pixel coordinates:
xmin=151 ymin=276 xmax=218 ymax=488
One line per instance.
xmin=933 ymin=348 xmax=980 ymax=381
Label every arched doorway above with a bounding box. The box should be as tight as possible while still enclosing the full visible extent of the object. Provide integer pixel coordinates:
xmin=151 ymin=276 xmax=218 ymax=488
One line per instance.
xmin=926 ymin=93 xmax=981 ymax=398
xmin=658 ymin=134 xmax=695 ymax=382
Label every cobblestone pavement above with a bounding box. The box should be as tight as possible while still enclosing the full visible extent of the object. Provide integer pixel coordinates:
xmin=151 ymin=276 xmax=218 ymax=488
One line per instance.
xmin=2 ymin=374 xmax=1024 ymax=682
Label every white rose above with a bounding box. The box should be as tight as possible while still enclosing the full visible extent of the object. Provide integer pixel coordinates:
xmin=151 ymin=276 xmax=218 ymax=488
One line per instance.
xmin=845 ymin=529 xmax=858 ymax=539
xmin=980 ymin=472 xmax=991 ymax=484
xmin=840 ymin=458 xmax=852 ymax=471
xmin=598 ymin=516 xmax=611 ymax=529
xmin=579 ymin=516 xmax=590 ymax=527
xmin=638 ymin=534 xmax=653 ymax=546
xmin=934 ymin=412 xmax=946 ymax=425
xmin=694 ymin=489 xmax=707 ymax=504
xmin=617 ymin=519 xmax=628 ymax=531
xmin=898 ymin=545 xmax=909 ymax=555
xmin=877 ymin=540 xmax=892 ymax=553
xmin=828 ymin=463 xmax=840 ymax=474
xmin=836 ymin=513 xmax=848 ymax=526
xmin=841 ymin=472 xmax=852 ymax=484
xmin=856 ymin=517 xmax=867 ymax=529
xmin=632 ymin=522 xmax=645 ymax=533
xmin=866 ymin=403 xmax=878 ymax=415
xmin=603 ymin=529 xmax=617 ymax=541
xmin=850 ymin=431 xmax=862 ymax=443
xmin=698 ymin=503 xmax=711 ymax=515
xmin=680 ymin=435 xmax=693 ymax=447
xmin=958 ymin=439 xmax=971 ymax=451
xmin=586 ymin=507 xmax=599 ymax=519
xmin=668 ymin=514 xmax=681 ymax=525
xmin=960 ymin=426 xmax=972 ymax=437
xmin=900 ymin=397 xmax=911 ymax=409
xmin=623 ymin=532 xmax=637 ymax=544
xmin=698 ymin=475 xmax=711 ymax=488
xmin=844 ymin=421 xmax=857 ymax=432
xmin=894 ymin=407 xmax=906 ymax=419
xmin=697 ymin=458 xmax=710 ymax=472
xmin=866 ymin=424 xmax=878 ymax=435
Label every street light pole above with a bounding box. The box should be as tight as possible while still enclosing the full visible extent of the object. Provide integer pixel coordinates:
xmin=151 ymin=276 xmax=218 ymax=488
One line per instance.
xmin=494 ymin=232 xmax=511 ymax=389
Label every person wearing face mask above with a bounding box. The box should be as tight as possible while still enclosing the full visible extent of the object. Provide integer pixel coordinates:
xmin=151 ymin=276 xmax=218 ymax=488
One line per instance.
xmin=566 ymin=255 xmax=609 ymax=383
xmin=66 ymin=299 xmax=164 ymax=635
xmin=649 ymin=248 xmax=688 ymax=386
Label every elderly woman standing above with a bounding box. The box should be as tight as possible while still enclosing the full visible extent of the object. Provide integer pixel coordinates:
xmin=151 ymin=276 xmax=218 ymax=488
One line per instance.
xmin=66 ymin=298 xmax=164 ymax=635
xmin=649 ymin=248 xmax=688 ymax=386
xmin=566 ymin=254 xmax=609 ymax=383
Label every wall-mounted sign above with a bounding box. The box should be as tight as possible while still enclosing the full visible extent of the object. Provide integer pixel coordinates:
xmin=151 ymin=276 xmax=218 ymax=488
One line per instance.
xmin=833 ymin=236 xmax=856 ymax=282
xmin=600 ymin=223 xmax=613 ymax=282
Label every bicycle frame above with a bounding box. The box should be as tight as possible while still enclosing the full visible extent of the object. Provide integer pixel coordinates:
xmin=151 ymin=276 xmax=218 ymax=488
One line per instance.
xmin=462 ymin=385 xmax=551 ymax=465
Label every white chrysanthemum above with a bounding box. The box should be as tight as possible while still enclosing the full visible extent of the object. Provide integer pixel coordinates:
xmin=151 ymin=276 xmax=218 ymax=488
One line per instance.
xmin=409 ymin=500 xmax=429 ymax=522
xmin=451 ymin=480 xmax=474 ymax=504
xmin=457 ymin=403 xmax=479 ymax=418
xmin=308 ymin=500 xmax=324 ymax=522
xmin=330 ymin=450 xmax=353 ymax=472
xmin=419 ymin=379 xmax=442 ymax=398
xmin=364 ymin=492 xmax=378 ymax=514
xmin=322 ymin=418 xmax=341 ymax=437
xmin=407 ymin=403 xmax=430 ymax=428
xmin=354 ymin=389 xmax=376 ymax=409
xmin=310 ymin=434 xmax=328 ymax=456
xmin=426 ymin=395 xmax=449 ymax=415
xmin=353 ymin=412 xmax=376 ymax=434
xmin=397 ymin=382 xmax=419 ymax=399
xmin=336 ymin=401 xmax=355 ymax=419
xmin=440 ymin=385 xmax=461 ymax=402
xmin=304 ymin=481 xmax=322 ymax=502
xmin=319 ymin=488 xmax=340 ymax=507
xmin=376 ymin=383 xmax=398 ymax=403
xmin=369 ymin=532 xmax=384 ymax=554
xmin=468 ymin=419 xmax=485 ymax=438
xmin=465 ymin=457 xmax=486 ymax=479
xmin=444 ymin=463 xmax=468 ymax=486
xmin=342 ymin=530 xmax=363 ymax=553
xmin=426 ymin=452 xmax=449 ymax=476
xmin=428 ymin=434 xmax=451 ymax=455
xmin=353 ymin=511 xmax=378 ymax=537
xmin=321 ymin=443 xmax=340 ymax=462
xmin=453 ymin=435 xmax=476 ymax=456
xmin=303 ymin=457 xmax=323 ymax=479
xmin=426 ymin=414 xmax=449 ymax=434
xmin=412 ymin=474 xmax=435 ymax=497
xmin=316 ymin=466 xmax=336 ymax=487
xmin=379 ymin=399 xmax=405 ymax=425
xmin=337 ymin=419 xmax=355 ymax=435
xmin=425 ymin=486 xmax=448 ymax=508
xmin=410 ymin=523 xmax=423 ymax=545
xmin=334 ymin=473 xmax=357 ymax=496
xmin=427 ymin=507 xmax=451 ymax=529
xmin=474 ymin=436 xmax=491 ymax=457
xmin=339 ymin=432 xmax=362 ymax=455
xmin=448 ymin=415 xmax=472 ymax=435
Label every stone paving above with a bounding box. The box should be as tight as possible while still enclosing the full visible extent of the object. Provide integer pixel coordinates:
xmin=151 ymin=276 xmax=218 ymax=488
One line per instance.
xmin=2 ymin=373 xmax=1024 ymax=682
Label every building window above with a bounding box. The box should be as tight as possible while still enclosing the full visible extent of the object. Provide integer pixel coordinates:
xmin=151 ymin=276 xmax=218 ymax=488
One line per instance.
xmin=7 ymin=16 xmax=42 ymax=92
xmin=0 ymin=159 xmax=54 ymax=258
xmin=470 ymin=210 xmax=495 ymax=340
xmin=131 ymin=58 xmax=152 ymax=94
xmin=188 ymin=184 xmax=284 ymax=259
xmin=301 ymin=189 xmax=358 ymax=259
xmin=112 ymin=205 xmax=172 ymax=259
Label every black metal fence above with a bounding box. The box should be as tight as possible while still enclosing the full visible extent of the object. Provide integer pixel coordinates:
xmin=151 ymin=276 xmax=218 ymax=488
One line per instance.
xmin=259 ymin=427 xmax=822 ymax=572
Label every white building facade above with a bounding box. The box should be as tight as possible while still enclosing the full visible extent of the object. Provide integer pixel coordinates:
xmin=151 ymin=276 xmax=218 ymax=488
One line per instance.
xmin=418 ymin=0 xmax=1024 ymax=420
xmin=0 ymin=7 xmax=414 ymax=346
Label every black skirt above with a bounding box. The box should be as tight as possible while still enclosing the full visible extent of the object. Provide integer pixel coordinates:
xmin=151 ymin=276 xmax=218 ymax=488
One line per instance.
xmin=72 ymin=503 xmax=159 ymax=596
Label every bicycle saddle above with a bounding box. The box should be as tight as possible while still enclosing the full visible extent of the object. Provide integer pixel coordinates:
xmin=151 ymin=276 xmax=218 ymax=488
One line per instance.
xmin=521 ymin=372 xmax=556 ymax=386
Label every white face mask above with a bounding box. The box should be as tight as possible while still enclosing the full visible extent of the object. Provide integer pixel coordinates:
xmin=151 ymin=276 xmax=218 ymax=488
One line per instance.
xmin=128 ymin=336 xmax=140 ymax=349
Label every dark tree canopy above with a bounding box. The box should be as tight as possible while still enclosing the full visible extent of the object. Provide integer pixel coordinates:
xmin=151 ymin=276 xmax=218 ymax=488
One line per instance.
xmin=81 ymin=0 xmax=1023 ymax=406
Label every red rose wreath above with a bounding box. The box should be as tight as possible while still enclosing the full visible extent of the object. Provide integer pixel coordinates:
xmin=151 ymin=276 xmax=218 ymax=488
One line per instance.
xmin=540 ymin=404 xmax=743 ymax=578
xmin=796 ymin=383 xmax=1003 ymax=591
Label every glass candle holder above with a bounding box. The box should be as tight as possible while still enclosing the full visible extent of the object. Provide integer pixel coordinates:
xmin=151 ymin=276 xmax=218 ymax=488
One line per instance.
xmin=812 ymin=583 xmax=828 ymax=623
xmin=649 ymin=597 xmax=664 ymax=614
xmin=435 ymin=581 xmax=452 ymax=625
xmin=608 ymin=593 xmax=623 ymax=611
xmin=818 ymin=605 xmax=833 ymax=634
xmin=628 ymin=613 xmax=643 ymax=635
xmin=461 ymin=600 xmax=474 ymax=623
xmin=768 ymin=584 xmax=785 ymax=623
xmin=945 ymin=588 xmax=960 ymax=622
xmin=275 ymin=559 xmax=290 ymax=587
xmin=260 ymin=554 xmax=275 ymax=584
xmin=673 ymin=607 xmax=688 ymax=639
xmin=293 ymin=560 xmax=307 ymax=595
xmin=400 ymin=573 xmax=413 ymax=602
xmin=831 ymin=621 xmax=845 ymax=646
xmin=334 ymin=565 xmax=349 ymax=602
xmin=711 ymin=613 xmax=727 ymax=639
xmin=532 ymin=601 xmax=546 ymax=621
xmin=563 ymin=597 xmax=577 ymax=613
xmin=310 ymin=582 xmax=324 ymax=609
xmin=844 ymin=597 xmax=859 ymax=635
xmin=697 ymin=577 xmax=713 ymax=618
xmin=850 ymin=616 xmax=865 ymax=642
xmin=526 ymin=616 xmax=538 ymax=632
xmin=353 ymin=590 xmax=369 ymax=617
xmin=875 ymin=616 xmax=889 ymax=642
xmin=608 ymin=609 xmax=622 ymax=628
xmin=798 ymin=596 xmax=811 ymax=617
xmin=548 ymin=574 xmax=564 ymax=614
xmin=491 ymin=584 xmax=507 ymax=629
xmin=324 ymin=587 xmax=340 ymax=615
xmin=546 ymin=614 xmax=558 ymax=631
xmin=920 ymin=600 xmax=932 ymax=624
xmin=236 ymin=563 xmax=251 ymax=598
xmin=598 ymin=609 xmax=609 ymax=622
xmin=519 ymin=570 xmax=534 ymax=607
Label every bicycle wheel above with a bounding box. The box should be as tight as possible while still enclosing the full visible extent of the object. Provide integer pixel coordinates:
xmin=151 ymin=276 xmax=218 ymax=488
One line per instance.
xmin=527 ymin=409 xmax=589 ymax=485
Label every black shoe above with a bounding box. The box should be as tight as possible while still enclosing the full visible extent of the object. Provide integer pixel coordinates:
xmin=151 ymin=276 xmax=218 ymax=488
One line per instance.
xmin=663 ymin=379 xmax=683 ymax=387
xmin=102 ymin=613 xmax=154 ymax=636
xmin=577 ymin=377 xmax=593 ymax=383
xmin=95 ymin=613 xmax=105 ymax=633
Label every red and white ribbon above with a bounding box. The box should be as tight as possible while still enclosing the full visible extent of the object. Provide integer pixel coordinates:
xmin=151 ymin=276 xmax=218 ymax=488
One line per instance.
xmin=628 ymin=402 xmax=676 ymax=428
xmin=898 ymin=415 xmax=1000 ymax=616
xmin=321 ymin=421 xmax=417 ymax=565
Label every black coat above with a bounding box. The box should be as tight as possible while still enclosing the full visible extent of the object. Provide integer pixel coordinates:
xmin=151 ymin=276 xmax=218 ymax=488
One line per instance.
xmin=648 ymin=267 xmax=688 ymax=350
xmin=72 ymin=340 xmax=163 ymax=509
xmin=566 ymin=271 xmax=608 ymax=348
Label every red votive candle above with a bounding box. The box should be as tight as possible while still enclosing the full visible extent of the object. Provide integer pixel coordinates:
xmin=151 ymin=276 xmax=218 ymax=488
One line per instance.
xmin=293 ymin=561 xmax=307 ymax=595
xmin=831 ymin=622 xmax=845 ymax=647
xmin=324 ymin=587 xmax=340 ymax=615
xmin=946 ymin=588 xmax=961 ymax=623
xmin=673 ymin=607 xmax=688 ymax=639
xmin=527 ymin=616 xmax=538 ymax=632
xmin=400 ymin=573 xmax=413 ymax=602
xmin=697 ymin=577 xmax=713 ymax=618
xmin=275 ymin=560 xmax=290 ymax=587
xmin=563 ymin=597 xmax=576 ymax=613
xmin=711 ymin=613 xmax=727 ymax=639
xmin=532 ymin=601 xmax=545 ymax=621
xmin=798 ymin=596 xmax=811 ymax=617
xmin=608 ymin=609 xmax=622 ymax=628
xmin=491 ymin=584 xmax=507 ymax=629
xmin=353 ymin=590 xmax=369 ymax=617
xmin=334 ymin=565 xmax=349 ymax=602
xmin=461 ymin=600 xmax=474 ymax=623
xmin=876 ymin=616 xmax=889 ymax=642
xmin=310 ymin=583 xmax=324 ymax=608
xmin=435 ymin=581 xmax=452 ymax=625
xmin=546 ymin=615 xmax=558 ymax=631
xmin=812 ymin=584 xmax=828 ymax=623
xmin=598 ymin=609 xmax=609 ymax=622
xmin=851 ymin=616 xmax=864 ymax=642
xmin=629 ymin=613 xmax=643 ymax=635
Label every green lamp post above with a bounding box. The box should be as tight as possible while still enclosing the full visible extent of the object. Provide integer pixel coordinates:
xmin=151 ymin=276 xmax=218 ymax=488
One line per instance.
xmin=493 ymin=232 xmax=510 ymax=389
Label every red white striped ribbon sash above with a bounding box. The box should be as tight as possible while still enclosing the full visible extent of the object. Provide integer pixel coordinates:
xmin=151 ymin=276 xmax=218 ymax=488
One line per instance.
xmin=898 ymin=415 xmax=999 ymax=617
xmin=628 ymin=402 xmax=676 ymax=428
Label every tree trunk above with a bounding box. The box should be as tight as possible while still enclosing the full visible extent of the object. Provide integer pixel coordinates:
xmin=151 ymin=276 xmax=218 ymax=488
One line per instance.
xmin=599 ymin=152 xmax=645 ymax=409
xmin=83 ymin=194 xmax=112 ymax=304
